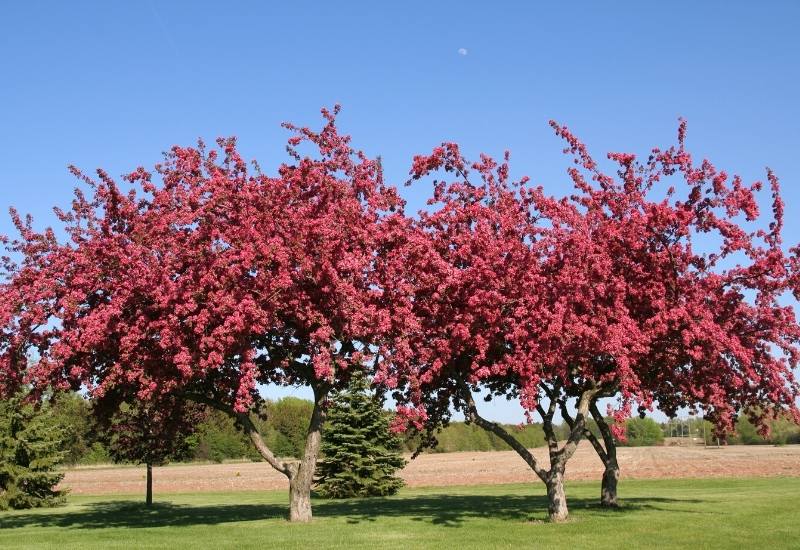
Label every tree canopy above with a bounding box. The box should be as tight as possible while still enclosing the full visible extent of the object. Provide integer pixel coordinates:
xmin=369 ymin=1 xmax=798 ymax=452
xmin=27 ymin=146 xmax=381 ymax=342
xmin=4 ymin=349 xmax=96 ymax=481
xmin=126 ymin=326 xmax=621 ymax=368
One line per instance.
xmin=1 ymin=109 xmax=798 ymax=522
xmin=378 ymin=119 xmax=800 ymax=520
xmin=0 ymin=106 xmax=407 ymax=521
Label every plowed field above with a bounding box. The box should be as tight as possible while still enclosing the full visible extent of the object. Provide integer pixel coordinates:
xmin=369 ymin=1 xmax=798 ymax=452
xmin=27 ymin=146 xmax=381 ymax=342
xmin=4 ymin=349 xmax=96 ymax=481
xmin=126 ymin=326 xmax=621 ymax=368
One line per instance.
xmin=60 ymin=444 xmax=800 ymax=495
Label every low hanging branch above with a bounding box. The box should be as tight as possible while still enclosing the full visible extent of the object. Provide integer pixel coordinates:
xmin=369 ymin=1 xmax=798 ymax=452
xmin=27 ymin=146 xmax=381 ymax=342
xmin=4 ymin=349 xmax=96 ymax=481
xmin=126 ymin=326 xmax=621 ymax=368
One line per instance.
xmin=461 ymin=388 xmax=546 ymax=480
xmin=183 ymin=392 xmax=295 ymax=477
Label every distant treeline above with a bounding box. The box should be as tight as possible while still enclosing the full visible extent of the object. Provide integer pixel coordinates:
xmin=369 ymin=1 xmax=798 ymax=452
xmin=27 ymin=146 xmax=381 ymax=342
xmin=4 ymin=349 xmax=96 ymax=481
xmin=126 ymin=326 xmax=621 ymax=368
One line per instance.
xmin=405 ymin=416 xmax=666 ymax=453
xmin=51 ymin=393 xmax=312 ymax=465
xmin=50 ymin=393 xmax=799 ymax=466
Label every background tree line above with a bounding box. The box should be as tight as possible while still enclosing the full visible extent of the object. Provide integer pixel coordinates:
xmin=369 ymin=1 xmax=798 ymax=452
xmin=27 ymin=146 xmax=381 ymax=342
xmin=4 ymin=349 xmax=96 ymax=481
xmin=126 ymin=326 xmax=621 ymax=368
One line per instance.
xmin=50 ymin=393 xmax=315 ymax=465
xmin=46 ymin=393 xmax=800 ymax=467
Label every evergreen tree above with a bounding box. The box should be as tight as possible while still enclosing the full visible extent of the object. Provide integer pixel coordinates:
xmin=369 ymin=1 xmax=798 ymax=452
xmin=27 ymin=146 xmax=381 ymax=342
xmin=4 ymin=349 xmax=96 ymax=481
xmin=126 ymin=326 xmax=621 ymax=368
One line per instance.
xmin=0 ymin=393 xmax=67 ymax=510
xmin=315 ymin=372 xmax=405 ymax=498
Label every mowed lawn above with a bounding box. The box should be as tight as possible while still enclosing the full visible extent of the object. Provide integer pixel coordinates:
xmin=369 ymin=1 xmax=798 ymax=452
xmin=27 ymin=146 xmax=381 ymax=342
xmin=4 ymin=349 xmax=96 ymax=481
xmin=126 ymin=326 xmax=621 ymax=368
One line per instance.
xmin=1 ymin=477 xmax=798 ymax=549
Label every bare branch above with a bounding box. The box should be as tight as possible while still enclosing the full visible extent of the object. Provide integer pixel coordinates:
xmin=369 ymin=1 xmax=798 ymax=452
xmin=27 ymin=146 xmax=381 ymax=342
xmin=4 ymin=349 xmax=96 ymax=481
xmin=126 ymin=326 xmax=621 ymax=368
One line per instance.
xmin=462 ymin=387 xmax=547 ymax=481
xmin=183 ymin=392 xmax=295 ymax=478
xmin=559 ymin=397 xmax=607 ymax=462
xmin=590 ymin=401 xmax=617 ymax=461
xmin=557 ymin=386 xmax=600 ymax=464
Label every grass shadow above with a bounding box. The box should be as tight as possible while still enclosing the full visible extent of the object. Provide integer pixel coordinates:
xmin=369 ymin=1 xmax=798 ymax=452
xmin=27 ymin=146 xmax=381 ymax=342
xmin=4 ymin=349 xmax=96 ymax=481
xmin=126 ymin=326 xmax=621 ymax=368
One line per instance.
xmin=0 ymin=492 xmax=712 ymax=530
xmin=0 ymin=501 xmax=287 ymax=530
xmin=316 ymin=494 xmax=711 ymax=526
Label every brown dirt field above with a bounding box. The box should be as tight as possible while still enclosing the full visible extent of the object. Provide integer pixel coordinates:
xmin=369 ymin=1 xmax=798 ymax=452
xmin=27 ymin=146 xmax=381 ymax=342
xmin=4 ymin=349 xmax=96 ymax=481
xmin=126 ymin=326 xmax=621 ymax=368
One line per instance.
xmin=59 ymin=444 xmax=800 ymax=495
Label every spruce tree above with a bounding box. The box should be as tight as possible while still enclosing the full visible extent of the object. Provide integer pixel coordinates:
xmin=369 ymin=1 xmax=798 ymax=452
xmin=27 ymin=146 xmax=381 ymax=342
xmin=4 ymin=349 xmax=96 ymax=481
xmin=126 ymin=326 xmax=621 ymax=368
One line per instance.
xmin=315 ymin=371 xmax=405 ymax=498
xmin=0 ymin=393 xmax=67 ymax=510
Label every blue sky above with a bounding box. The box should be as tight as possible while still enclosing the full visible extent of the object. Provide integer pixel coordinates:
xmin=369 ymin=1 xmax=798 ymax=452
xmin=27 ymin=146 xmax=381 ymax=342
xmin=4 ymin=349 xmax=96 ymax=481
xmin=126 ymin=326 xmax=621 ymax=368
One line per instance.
xmin=2 ymin=1 xmax=799 ymax=422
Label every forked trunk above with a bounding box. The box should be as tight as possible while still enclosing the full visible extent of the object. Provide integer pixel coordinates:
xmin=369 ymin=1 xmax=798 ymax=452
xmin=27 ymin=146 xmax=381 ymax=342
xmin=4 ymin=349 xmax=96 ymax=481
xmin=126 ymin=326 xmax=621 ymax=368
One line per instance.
xmin=185 ymin=385 xmax=328 ymax=523
xmin=546 ymin=471 xmax=568 ymax=522
xmin=461 ymin=383 xmax=602 ymax=523
xmin=600 ymin=460 xmax=619 ymax=508
xmin=145 ymin=463 xmax=153 ymax=506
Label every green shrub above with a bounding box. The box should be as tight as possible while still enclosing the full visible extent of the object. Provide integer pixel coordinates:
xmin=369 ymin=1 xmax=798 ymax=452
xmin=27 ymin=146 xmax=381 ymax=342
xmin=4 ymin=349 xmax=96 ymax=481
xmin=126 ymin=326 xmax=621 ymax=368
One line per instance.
xmin=420 ymin=421 xmax=546 ymax=453
xmin=49 ymin=392 xmax=93 ymax=465
xmin=80 ymin=442 xmax=112 ymax=465
xmin=261 ymin=397 xmax=314 ymax=459
xmin=623 ymin=417 xmax=664 ymax=447
xmin=188 ymin=410 xmax=255 ymax=463
xmin=728 ymin=414 xmax=800 ymax=445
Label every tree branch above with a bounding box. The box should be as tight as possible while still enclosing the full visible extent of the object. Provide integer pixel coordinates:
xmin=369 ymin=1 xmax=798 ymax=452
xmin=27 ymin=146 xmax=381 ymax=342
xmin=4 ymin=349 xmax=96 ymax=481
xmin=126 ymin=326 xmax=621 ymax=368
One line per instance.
xmin=461 ymin=387 xmax=547 ymax=481
xmin=537 ymin=404 xmax=559 ymax=456
xmin=557 ymin=386 xmax=600 ymax=464
xmin=182 ymin=392 xmax=295 ymax=478
xmin=538 ymin=382 xmax=561 ymax=456
xmin=559 ymin=397 xmax=607 ymax=462
xmin=590 ymin=401 xmax=617 ymax=461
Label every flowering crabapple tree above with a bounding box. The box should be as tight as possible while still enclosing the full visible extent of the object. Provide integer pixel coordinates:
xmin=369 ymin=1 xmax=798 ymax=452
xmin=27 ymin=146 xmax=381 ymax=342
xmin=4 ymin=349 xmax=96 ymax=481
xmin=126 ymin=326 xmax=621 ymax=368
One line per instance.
xmin=381 ymin=122 xmax=800 ymax=522
xmin=376 ymin=143 xmax=612 ymax=523
xmin=0 ymin=107 xmax=405 ymax=522
xmin=548 ymin=119 xmax=800 ymax=507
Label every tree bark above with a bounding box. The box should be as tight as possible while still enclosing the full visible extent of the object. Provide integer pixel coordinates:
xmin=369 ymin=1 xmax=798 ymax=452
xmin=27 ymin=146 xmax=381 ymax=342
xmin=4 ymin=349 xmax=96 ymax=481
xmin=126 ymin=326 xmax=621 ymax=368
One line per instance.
xmin=546 ymin=470 xmax=569 ymax=522
xmin=591 ymin=404 xmax=619 ymax=508
xmin=145 ymin=462 xmax=153 ymax=506
xmin=289 ymin=477 xmax=312 ymax=522
xmin=184 ymin=383 xmax=329 ymax=522
xmin=600 ymin=461 xmax=619 ymax=507
xmin=287 ymin=384 xmax=327 ymax=522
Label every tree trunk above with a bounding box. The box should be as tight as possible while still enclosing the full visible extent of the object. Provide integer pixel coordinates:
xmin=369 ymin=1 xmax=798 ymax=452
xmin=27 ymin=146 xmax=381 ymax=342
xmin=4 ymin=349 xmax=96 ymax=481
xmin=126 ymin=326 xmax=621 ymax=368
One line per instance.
xmin=600 ymin=460 xmax=619 ymax=507
xmin=463 ymin=383 xmax=602 ymax=523
xmin=289 ymin=476 xmax=313 ymax=522
xmin=590 ymin=403 xmax=619 ymax=508
xmin=546 ymin=470 xmax=569 ymax=522
xmin=287 ymin=384 xmax=328 ymax=522
xmin=184 ymin=386 xmax=328 ymax=522
xmin=145 ymin=463 xmax=153 ymax=506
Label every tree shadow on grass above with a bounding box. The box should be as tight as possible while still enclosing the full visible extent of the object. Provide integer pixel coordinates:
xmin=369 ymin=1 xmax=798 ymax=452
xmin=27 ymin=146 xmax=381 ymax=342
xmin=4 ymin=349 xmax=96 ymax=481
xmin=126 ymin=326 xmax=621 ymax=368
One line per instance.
xmin=316 ymin=494 xmax=713 ymax=526
xmin=0 ymin=494 xmax=712 ymax=530
xmin=0 ymin=500 xmax=287 ymax=530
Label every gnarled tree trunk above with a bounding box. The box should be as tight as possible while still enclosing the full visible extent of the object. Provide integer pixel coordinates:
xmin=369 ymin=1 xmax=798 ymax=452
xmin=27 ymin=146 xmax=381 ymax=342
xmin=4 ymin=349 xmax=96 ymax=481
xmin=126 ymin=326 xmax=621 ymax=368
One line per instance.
xmin=600 ymin=460 xmax=619 ymax=507
xmin=589 ymin=403 xmax=619 ymax=508
xmin=289 ymin=477 xmax=312 ymax=522
xmin=545 ymin=470 xmax=568 ymax=522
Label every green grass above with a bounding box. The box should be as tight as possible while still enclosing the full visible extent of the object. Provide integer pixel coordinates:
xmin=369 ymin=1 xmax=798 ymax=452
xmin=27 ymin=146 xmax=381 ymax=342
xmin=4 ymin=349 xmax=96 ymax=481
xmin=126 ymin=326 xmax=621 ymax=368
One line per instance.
xmin=1 ymin=477 xmax=799 ymax=549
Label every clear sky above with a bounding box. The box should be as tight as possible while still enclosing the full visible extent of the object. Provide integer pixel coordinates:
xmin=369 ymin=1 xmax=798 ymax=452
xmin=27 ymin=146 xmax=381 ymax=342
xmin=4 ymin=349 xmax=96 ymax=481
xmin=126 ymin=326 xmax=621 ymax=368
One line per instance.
xmin=2 ymin=1 xmax=799 ymax=422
